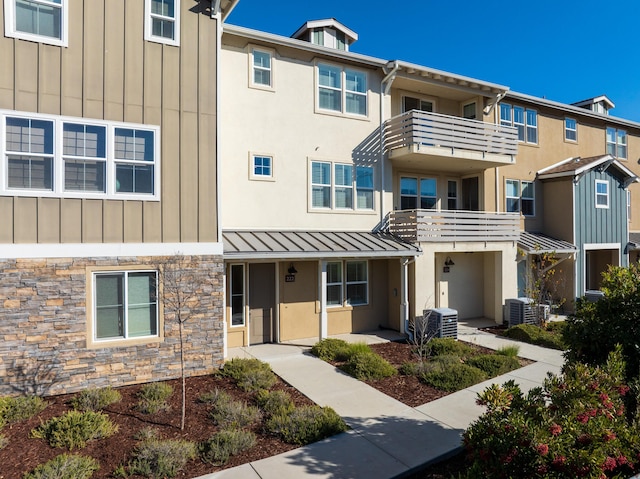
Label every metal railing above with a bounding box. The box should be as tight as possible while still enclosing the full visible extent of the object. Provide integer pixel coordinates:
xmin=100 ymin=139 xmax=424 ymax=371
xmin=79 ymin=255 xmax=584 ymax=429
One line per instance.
xmin=383 ymin=110 xmax=518 ymax=157
xmin=388 ymin=209 xmax=520 ymax=243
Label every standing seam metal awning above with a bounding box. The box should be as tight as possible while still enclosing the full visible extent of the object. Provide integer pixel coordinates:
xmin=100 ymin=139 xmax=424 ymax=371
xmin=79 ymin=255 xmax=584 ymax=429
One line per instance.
xmin=518 ymin=231 xmax=577 ymax=254
xmin=223 ymin=230 xmax=422 ymax=260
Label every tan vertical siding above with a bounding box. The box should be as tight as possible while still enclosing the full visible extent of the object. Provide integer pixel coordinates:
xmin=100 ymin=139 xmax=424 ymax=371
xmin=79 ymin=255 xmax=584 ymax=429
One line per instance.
xmin=2 ymin=1 xmax=219 ymax=246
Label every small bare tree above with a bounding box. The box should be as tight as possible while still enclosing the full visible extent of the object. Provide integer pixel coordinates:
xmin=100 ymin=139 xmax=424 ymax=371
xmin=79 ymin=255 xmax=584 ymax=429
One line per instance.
xmin=156 ymin=254 xmax=215 ymax=430
xmin=521 ymin=248 xmax=567 ymax=327
xmin=408 ymin=310 xmax=438 ymax=362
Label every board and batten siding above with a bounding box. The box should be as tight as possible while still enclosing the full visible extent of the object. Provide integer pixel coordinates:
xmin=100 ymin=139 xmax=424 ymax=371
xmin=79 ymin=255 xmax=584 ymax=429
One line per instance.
xmin=0 ymin=0 xmax=219 ymax=245
xmin=574 ymin=168 xmax=630 ymax=292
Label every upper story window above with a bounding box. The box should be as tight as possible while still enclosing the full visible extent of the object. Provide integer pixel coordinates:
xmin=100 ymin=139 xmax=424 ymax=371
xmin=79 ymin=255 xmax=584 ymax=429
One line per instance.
xmin=1 ymin=109 xmax=160 ymax=200
xmin=250 ymin=154 xmax=273 ymax=180
xmin=317 ymin=63 xmax=367 ymax=117
xmin=403 ymin=96 xmax=434 ymax=113
xmin=250 ymin=47 xmax=273 ymax=90
xmin=145 ymin=0 xmax=180 ymax=46
xmin=4 ymin=0 xmax=68 ymax=47
xmin=312 ymin=27 xmax=346 ymax=50
xmin=500 ymin=103 xmax=537 ymax=144
xmin=606 ymin=127 xmax=627 ymax=160
xmin=565 ymin=118 xmax=577 ymax=142
xmin=310 ymin=160 xmax=374 ymax=211
xmin=506 ymin=179 xmax=535 ymax=216
xmin=400 ymin=176 xmax=436 ymax=210
xmin=595 ymin=180 xmax=609 ymax=209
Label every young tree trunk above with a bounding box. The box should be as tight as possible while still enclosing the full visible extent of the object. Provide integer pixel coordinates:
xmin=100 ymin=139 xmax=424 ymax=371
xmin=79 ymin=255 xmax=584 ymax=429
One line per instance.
xmin=180 ymin=321 xmax=186 ymax=431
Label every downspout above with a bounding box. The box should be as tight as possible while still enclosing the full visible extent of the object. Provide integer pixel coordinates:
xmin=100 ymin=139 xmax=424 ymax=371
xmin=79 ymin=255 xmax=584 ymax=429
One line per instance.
xmin=380 ymin=61 xmax=399 ymax=223
xmin=400 ymin=256 xmax=417 ymax=336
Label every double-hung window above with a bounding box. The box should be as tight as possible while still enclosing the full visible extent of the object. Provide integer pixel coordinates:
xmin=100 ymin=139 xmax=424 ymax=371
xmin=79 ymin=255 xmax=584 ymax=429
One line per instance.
xmin=500 ymin=103 xmax=537 ymax=144
xmin=1 ymin=109 xmax=160 ymax=200
xmin=506 ymin=179 xmax=535 ymax=216
xmin=145 ymin=0 xmax=180 ymax=46
xmin=94 ymin=271 xmax=158 ymax=342
xmin=326 ymin=260 xmax=368 ymax=307
xmin=311 ymin=160 xmax=374 ymax=211
xmin=606 ymin=127 xmax=627 ymax=160
xmin=317 ymin=63 xmax=367 ymax=116
xmin=250 ymin=47 xmax=273 ymax=89
xmin=565 ymin=118 xmax=577 ymax=142
xmin=5 ymin=0 xmax=67 ymax=46
xmin=595 ymin=180 xmax=609 ymax=208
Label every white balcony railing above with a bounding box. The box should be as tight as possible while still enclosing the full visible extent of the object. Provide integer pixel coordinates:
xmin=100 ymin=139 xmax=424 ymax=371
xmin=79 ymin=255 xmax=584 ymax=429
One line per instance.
xmin=388 ymin=209 xmax=520 ymax=243
xmin=384 ymin=110 xmax=518 ymax=157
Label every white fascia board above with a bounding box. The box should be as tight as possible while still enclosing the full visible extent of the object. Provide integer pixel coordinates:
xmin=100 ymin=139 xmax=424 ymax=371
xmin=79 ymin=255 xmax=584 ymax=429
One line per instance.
xmin=537 ymin=157 xmax=577 ymax=175
xmin=1 ymin=242 xmax=224 ymax=259
xmin=507 ymin=91 xmax=640 ymax=131
xmin=223 ymin=251 xmax=422 ymax=261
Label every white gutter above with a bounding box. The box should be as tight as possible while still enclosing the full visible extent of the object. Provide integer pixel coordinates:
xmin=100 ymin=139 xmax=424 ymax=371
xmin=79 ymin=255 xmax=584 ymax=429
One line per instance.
xmin=380 ymin=61 xmax=399 ymax=222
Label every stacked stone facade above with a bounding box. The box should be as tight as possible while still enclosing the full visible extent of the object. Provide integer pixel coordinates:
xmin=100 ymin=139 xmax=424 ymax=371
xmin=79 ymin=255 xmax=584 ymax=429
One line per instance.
xmin=0 ymin=255 xmax=224 ymax=396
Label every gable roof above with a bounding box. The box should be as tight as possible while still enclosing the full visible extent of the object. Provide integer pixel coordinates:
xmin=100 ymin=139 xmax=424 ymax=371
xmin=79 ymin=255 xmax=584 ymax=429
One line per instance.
xmin=291 ymin=18 xmax=358 ymax=43
xmin=537 ymin=154 xmax=638 ymax=185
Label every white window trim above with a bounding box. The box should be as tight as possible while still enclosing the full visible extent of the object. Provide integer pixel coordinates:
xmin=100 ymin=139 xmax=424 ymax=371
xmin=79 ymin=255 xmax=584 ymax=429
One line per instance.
xmin=315 ymin=61 xmax=368 ymax=119
xmin=0 ymin=109 xmax=161 ymax=201
xmin=229 ymin=263 xmax=245 ymax=328
xmin=505 ymin=179 xmax=535 ymax=216
xmin=248 ymin=45 xmax=275 ymax=91
xmin=500 ymin=103 xmax=538 ymax=145
xmin=606 ymin=127 xmax=627 ymax=160
xmin=4 ymin=0 xmax=69 ymax=47
xmin=565 ymin=117 xmax=577 ymax=142
xmin=326 ymin=260 xmax=369 ymax=308
xmin=595 ymin=179 xmax=609 ymax=209
xmin=144 ymin=0 xmax=180 ymax=46
xmin=87 ymin=267 xmax=161 ymax=349
xmin=326 ymin=261 xmax=343 ymax=308
xmin=248 ymin=152 xmax=274 ymax=181
xmin=309 ymin=158 xmax=375 ymax=213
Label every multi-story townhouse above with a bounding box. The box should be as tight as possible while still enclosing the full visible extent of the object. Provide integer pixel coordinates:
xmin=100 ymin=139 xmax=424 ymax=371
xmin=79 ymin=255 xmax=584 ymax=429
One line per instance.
xmin=497 ymin=92 xmax=640 ymax=308
xmin=0 ymin=0 xmax=238 ymax=396
xmin=220 ymin=19 xmax=521 ymax=345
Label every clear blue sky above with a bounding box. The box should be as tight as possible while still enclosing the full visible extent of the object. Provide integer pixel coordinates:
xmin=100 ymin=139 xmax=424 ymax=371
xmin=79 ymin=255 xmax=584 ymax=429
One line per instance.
xmin=227 ymin=0 xmax=640 ymax=122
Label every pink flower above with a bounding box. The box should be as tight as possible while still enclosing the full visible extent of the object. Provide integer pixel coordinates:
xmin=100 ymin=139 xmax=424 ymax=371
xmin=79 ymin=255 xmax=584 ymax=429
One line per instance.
xmin=549 ymin=423 xmax=562 ymax=436
xmin=588 ymin=408 xmax=598 ymax=417
xmin=599 ymin=393 xmax=610 ymax=402
xmin=603 ymin=431 xmax=617 ymax=442
xmin=617 ymin=385 xmax=630 ymax=396
xmin=617 ymin=455 xmax=628 ymax=466
xmin=536 ymin=444 xmax=549 ymax=456
xmin=617 ymin=407 xmax=625 ymax=416
xmin=552 ymin=455 xmax=566 ymax=470
xmin=576 ymin=413 xmax=590 ymax=424
xmin=602 ymin=456 xmax=617 ymax=471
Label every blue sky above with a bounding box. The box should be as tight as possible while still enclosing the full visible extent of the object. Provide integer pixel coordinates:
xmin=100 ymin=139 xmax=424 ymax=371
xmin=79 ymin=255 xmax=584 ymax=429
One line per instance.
xmin=227 ymin=0 xmax=640 ymax=122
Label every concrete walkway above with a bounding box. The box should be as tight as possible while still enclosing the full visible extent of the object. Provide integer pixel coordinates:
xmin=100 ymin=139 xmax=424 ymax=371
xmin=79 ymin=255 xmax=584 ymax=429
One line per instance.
xmin=197 ymin=322 xmax=564 ymax=479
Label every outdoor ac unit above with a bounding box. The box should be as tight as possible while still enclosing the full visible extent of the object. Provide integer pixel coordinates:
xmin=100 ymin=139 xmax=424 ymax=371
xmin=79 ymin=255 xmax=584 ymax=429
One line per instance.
xmin=506 ymin=298 xmax=536 ymax=328
xmin=585 ymin=290 xmax=605 ymax=302
xmin=424 ymin=308 xmax=458 ymax=339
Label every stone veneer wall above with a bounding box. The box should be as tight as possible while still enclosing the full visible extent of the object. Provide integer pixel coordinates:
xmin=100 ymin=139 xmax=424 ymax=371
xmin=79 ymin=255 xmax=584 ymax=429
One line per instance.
xmin=0 ymin=255 xmax=224 ymax=396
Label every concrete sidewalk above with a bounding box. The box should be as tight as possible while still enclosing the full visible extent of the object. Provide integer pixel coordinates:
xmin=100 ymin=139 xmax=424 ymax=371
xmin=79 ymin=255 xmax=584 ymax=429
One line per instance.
xmin=197 ymin=323 xmax=564 ymax=479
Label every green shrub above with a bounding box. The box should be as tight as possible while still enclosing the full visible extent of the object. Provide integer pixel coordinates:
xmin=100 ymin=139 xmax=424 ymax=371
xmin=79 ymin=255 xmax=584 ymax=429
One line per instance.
xmin=255 ymin=389 xmax=294 ymax=417
xmin=198 ymin=388 xmax=232 ymax=406
xmin=465 ymin=354 xmax=520 ymax=378
xmin=421 ymin=363 xmax=487 ymax=392
xmin=495 ymin=345 xmax=520 ymax=357
xmin=200 ymin=429 xmax=256 ymax=465
xmin=464 ymin=347 xmax=640 ymax=479
xmin=428 ymin=338 xmax=474 ymax=358
xmin=266 ymin=405 xmax=347 ymax=445
xmin=23 ymin=454 xmax=100 ymax=479
xmin=209 ymin=396 xmax=261 ymax=429
xmin=126 ymin=439 xmax=196 ymax=478
xmin=136 ymin=382 xmax=173 ymax=414
xmin=310 ymin=338 xmax=352 ymax=361
xmin=134 ymin=427 xmax=161 ymax=442
xmin=0 ymin=396 xmax=47 ymax=424
xmin=31 ymin=410 xmax=118 ymax=450
xmin=339 ymin=351 xmax=397 ymax=381
xmin=0 ymin=433 xmax=7 ymax=450
xmin=503 ymin=323 xmax=566 ymax=350
xmin=220 ymin=358 xmax=276 ymax=392
xmin=71 ymin=387 xmax=121 ymax=411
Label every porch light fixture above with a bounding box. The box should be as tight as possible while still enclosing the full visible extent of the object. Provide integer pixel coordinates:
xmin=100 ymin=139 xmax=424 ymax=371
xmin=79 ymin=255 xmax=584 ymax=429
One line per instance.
xmin=444 ymin=256 xmax=455 ymax=266
xmin=288 ymin=263 xmax=298 ymax=275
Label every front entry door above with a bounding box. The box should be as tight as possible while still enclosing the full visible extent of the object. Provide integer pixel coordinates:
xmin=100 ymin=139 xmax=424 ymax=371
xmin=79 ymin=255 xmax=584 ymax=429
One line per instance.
xmin=249 ymin=263 xmax=275 ymax=344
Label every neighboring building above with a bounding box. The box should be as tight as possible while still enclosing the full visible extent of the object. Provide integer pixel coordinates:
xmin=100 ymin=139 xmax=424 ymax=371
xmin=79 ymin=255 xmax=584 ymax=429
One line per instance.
xmin=0 ymin=0 xmax=238 ymax=396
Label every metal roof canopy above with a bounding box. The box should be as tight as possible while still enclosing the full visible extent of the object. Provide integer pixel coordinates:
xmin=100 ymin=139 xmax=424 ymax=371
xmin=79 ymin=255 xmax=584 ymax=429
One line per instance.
xmin=223 ymin=230 xmax=421 ymax=260
xmin=518 ymin=232 xmax=577 ymax=255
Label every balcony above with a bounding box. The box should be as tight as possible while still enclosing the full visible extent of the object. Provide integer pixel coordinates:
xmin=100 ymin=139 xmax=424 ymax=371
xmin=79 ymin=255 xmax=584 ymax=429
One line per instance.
xmin=388 ymin=209 xmax=520 ymax=243
xmin=383 ymin=110 xmax=518 ymax=173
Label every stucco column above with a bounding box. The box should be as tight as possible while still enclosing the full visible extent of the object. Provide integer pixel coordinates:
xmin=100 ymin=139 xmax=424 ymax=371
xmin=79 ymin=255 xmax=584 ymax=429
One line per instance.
xmin=319 ymin=260 xmax=328 ymax=339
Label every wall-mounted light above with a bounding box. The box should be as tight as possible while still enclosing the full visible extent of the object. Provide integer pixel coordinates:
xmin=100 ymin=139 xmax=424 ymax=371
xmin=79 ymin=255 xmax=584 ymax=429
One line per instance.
xmin=288 ymin=263 xmax=298 ymax=275
xmin=444 ymin=256 xmax=455 ymax=266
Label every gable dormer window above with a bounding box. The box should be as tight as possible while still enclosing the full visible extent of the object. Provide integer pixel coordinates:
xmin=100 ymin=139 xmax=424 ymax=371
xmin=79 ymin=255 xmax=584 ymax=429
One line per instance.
xmin=292 ymin=19 xmax=357 ymax=51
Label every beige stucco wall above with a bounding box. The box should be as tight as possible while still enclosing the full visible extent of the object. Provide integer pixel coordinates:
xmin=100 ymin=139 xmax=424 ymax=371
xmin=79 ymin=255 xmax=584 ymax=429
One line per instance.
xmin=0 ymin=1 xmax=219 ymax=244
xmin=221 ymin=34 xmax=385 ymax=232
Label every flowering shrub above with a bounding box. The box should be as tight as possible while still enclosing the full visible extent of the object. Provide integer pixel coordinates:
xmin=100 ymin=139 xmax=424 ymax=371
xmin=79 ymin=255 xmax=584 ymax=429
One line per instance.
xmin=463 ymin=346 xmax=640 ymax=478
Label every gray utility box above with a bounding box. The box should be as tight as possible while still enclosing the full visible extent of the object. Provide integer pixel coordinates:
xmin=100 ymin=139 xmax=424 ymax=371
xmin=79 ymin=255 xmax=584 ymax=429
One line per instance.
xmin=424 ymin=307 xmax=458 ymax=339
